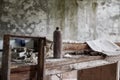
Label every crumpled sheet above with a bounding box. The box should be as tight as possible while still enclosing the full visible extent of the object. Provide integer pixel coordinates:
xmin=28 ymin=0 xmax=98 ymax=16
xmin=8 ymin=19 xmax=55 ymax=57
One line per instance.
xmin=86 ymin=39 xmax=120 ymax=56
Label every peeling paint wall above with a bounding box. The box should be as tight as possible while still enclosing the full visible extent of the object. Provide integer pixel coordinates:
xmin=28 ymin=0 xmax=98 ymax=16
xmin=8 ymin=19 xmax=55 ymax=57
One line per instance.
xmin=0 ymin=0 xmax=48 ymax=38
xmin=47 ymin=0 xmax=65 ymax=39
xmin=64 ymin=0 xmax=78 ymax=40
xmin=96 ymin=0 xmax=120 ymax=42
xmin=0 ymin=0 xmax=120 ymax=42
xmin=77 ymin=0 xmax=97 ymax=41
xmin=77 ymin=0 xmax=120 ymax=42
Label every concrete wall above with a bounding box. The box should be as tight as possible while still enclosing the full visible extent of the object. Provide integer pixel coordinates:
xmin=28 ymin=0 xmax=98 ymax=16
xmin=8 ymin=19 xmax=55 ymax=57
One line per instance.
xmin=96 ymin=0 xmax=120 ymax=42
xmin=0 ymin=0 xmax=120 ymax=42
xmin=0 ymin=0 xmax=48 ymax=38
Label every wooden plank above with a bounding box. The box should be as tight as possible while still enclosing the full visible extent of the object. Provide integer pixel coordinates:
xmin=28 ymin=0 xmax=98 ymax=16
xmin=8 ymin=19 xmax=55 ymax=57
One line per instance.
xmin=63 ymin=42 xmax=120 ymax=51
xmin=10 ymin=71 xmax=37 ymax=80
xmin=63 ymin=43 xmax=90 ymax=51
xmin=9 ymin=56 xmax=103 ymax=73
xmin=1 ymin=35 xmax=11 ymax=80
xmin=46 ymin=56 xmax=103 ymax=69
xmin=78 ymin=67 xmax=101 ymax=80
xmin=11 ymin=65 xmax=37 ymax=73
xmin=8 ymin=34 xmax=45 ymax=40
xmin=45 ymin=60 xmax=109 ymax=75
xmin=10 ymin=71 xmax=50 ymax=80
xmin=101 ymin=62 xmax=118 ymax=80
xmin=37 ymin=39 xmax=45 ymax=80
xmin=7 ymin=56 xmax=103 ymax=77
xmin=77 ymin=62 xmax=118 ymax=80
xmin=6 ymin=60 xmax=117 ymax=80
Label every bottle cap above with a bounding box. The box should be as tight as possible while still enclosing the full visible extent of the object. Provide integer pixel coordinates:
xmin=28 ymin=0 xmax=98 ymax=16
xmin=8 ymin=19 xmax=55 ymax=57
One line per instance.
xmin=56 ymin=27 xmax=59 ymax=30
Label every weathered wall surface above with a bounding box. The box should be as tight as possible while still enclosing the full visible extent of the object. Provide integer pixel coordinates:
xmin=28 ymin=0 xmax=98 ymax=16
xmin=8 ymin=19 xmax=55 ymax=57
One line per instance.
xmin=77 ymin=0 xmax=120 ymax=42
xmin=0 ymin=0 xmax=48 ymax=38
xmin=77 ymin=0 xmax=97 ymax=41
xmin=0 ymin=0 xmax=120 ymax=42
xmin=96 ymin=0 xmax=120 ymax=42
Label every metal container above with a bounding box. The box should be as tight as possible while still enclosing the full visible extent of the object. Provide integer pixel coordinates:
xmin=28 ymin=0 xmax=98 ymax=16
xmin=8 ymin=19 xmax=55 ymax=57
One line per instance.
xmin=53 ymin=27 xmax=62 ymax=58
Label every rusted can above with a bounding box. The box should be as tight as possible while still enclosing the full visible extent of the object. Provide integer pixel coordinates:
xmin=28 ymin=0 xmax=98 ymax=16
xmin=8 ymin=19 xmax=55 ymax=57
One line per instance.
xmin=53 ymin=27 xmax=62 ymax=58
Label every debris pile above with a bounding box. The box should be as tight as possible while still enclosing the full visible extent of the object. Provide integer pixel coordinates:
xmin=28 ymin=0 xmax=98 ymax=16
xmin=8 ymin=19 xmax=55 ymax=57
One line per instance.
xmin=11 ymin=47 xmax=38 ymax=64
xmin=64 ymin=49 xmax=106 ymax=57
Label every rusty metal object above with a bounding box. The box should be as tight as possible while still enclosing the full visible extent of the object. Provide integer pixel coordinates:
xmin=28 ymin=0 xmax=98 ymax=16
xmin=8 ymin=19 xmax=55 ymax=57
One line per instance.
xmin=53 ymin=27 xmax=62 ymax=58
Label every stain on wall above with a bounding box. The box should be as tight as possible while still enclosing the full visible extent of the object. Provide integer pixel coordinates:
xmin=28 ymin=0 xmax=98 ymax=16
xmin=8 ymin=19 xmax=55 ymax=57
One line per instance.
xmin=47 ymin=0 xmax=79 ymax=40
xmin=47 ymin=0 xmax=65 ymax=40
xmin=77 ymin=0 xmax=96 ymax=41
xmin=64 ymin=0 xmax=78 ymax=40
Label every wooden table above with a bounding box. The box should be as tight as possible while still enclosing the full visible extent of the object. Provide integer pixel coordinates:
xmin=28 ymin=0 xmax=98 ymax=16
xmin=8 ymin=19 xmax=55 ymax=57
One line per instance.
xmin=1 ymin=35 xmax=119 ymax=80
xmin=4 ymin=55 xmax=118 ymax=80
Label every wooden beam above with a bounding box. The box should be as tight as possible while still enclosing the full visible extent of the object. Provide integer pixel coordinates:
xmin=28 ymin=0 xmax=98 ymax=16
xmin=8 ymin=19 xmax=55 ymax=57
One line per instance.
xmin=9 ymin=56 xmax=103 ymax=76
xmin=46 ymin=56 xmax=103 ymax=69
xmin=1 ymin=35 xmax=11 ymax=80
xmin=37 ymin=39 xmax=45 ymax=80
xmin=63 ymin=43 xmax=90 ymax=51
xmin=8 ymin=34 xmax=45 ymax=39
